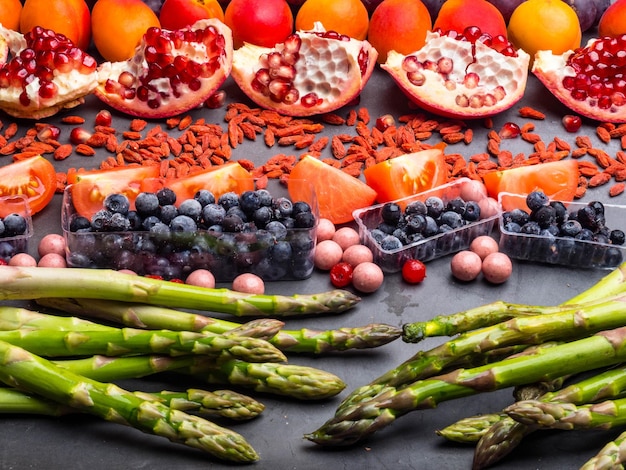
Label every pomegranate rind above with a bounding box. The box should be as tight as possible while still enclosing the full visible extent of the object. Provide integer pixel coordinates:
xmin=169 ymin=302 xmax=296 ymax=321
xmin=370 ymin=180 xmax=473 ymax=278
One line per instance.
xmin=0 ymin=26 xmax=98 ymax=120
xmin=532 ymin=39 xmax=626 ymax=123
xmin=231 ymin=26 xmax=378 ymax=117
xmin=381 ymin=31 xmax=530 ymax=119
xmin=94 ymin=19 xmax=233 ymax=119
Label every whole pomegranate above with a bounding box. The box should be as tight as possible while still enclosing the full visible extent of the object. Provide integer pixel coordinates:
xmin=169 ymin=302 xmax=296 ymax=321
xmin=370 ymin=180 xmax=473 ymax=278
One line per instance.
xmin=95 ymin=19 xmax=233 ymax=118
xmin=0 ymin=25 xmax=98 ymax=119
xmin=533 ymin=34 xmax=626 ymax=123
xmin=382 ymin=27 xmax=530 ymax=119
xmin=224 ymin=0 xmax=293 ymax=48
xmin=231 ymin=24 xmax=378 ymax=116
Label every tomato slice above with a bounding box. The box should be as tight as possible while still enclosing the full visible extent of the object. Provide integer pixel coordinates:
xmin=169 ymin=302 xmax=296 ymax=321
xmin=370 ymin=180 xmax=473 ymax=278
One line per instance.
xmin=482 ymin=160 xmax=579 ymax=211
xmin=167 ymin=163 xmax=255 ymax=205
xmin=363 ymin=149 xmax=448 ymax=203
xmin=70 ymin=165 xmax=161 ymax=219
xmin=0 ymin=156 xmax=56 ymax=216
xmin=288 ymin=155 xmax=378 ymax=224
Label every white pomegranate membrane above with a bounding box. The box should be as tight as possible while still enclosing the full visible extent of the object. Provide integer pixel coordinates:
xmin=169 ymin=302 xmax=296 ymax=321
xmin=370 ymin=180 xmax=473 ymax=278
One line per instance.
xmin=382 ymin=27 xmax=530 ymax=119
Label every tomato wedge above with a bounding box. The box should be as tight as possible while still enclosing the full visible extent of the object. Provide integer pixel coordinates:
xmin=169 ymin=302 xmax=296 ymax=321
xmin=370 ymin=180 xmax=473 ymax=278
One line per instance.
xmin=363 ymin=149 xmax=447 ymax=203
xmin=288 ymin=154 xmax=378 ymax=224
xmin=482 ymin=160 xmax=579 ymax=211
xmin=0 ymin=156 xmax=56 ymax=216
xmin=70 ymin=165 xmax=161 ymax=219
xmin=167 ymin=163 xmax=255 ymax=205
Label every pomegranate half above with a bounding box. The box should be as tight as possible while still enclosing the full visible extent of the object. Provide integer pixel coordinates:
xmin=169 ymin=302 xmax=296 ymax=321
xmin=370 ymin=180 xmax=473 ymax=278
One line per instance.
xmin=231 ymin=24 xmax=378 ymax=117
xmin=95 ymin=18 xmax=233 ymax=119
xmin=382 ymin=28 xmax=530 ymax=119
xmin=0 ymin=26 xmax=98 ymax=119
xmin=533 ymin=35 xmax=626 ymax=123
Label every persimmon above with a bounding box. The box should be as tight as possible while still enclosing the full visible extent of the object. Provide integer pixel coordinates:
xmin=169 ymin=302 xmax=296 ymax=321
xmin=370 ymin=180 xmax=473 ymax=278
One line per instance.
xmin=224 ymin=0 xmax=293 ymax=48
xmin=0 ymin=0 xmax=22 ymax=31
xmin=598 ymin=0 xmax=626 ymax=38
xmin=432 ymin=0 xmax=507 ymax=39
xmin=295 ymin=0 xmax=369 ymax=40
xmin=20 ymin=0 xmax=91 ymax=50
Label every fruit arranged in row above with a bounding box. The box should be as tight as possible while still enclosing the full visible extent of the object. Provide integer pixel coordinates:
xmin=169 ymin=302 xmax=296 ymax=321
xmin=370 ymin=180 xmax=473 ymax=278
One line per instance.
xmin=500 ymin=191 xmax=626 ymax=268
xmin=65 ymin=187 xmax=318 ymax=281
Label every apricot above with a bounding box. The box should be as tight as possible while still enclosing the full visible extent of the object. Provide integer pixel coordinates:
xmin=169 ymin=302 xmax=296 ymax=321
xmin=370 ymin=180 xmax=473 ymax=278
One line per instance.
xmin=159 ymin=0 xmax=224 ymax=30
xmin=367 ymin=0 xmax=432 ymax=64
xmin=432 ymin=0 xmax=507 ymax=39
xmin=598 ymin=0 xmax=626 ymax=38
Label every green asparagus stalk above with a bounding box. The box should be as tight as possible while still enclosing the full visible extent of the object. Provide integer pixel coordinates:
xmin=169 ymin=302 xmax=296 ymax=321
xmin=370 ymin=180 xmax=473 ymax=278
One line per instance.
xmin=0 ymin=306 xmax=117 ymax=332
xmin=335 ymin=296 xmax=626 ymax=415
xmin=0 ymin=326 xmax=286 ymax=363
xmin=184 ymin=357 xmax=346 ymax=400
xmin=0 ymin=340 xmax=259 ymax=462
xmin=0 ymin=266 xmax=359 ymax=316
xmin=436 ymin=413 xmax=507 ymax=443
xmin=504 ymin=397 xmax=626 ymax=430
xmin=36 ymin=298 xmax=402 ymax=354
xmin=0 ymin=387 xmax=265 ymax=420
xmin=306 ymin=326 xmax=626 ymax=446
xmin=580 ymin=429 xmax=626 ymax=470
xmin=566 ymin=262 xmax=626 ymax=305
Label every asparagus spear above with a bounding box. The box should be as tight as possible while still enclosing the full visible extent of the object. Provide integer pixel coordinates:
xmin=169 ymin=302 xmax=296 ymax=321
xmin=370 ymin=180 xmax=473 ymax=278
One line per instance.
xmin=0 ymin=326 xmax=286 ymax=363
xmin=305 ymin=326 xmax=626 ymax=446
xmin=0 ymin=387 xmax=265 ymax=420
xmin=0 ymin=340 xmax=259 ymax=462
xmin=184 ymin=357 xmax=347 ymax=400
xmin=580 ymin=429 xmax=626 ymax=470
xmin=0 ymin=306 xmax=117 ymax=332
xmin=335 ymin=297 xmax=626 ymax=415
xmin=0 ymin=266 xmax=360 ymax=316
xmin=36 ymin=298 xmax=402 ymax=353
xmin=504 ymin=397 xmax=626 ymax=430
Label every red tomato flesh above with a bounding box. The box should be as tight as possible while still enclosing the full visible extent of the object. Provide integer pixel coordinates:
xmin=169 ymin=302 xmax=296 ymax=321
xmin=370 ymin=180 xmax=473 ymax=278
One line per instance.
xmin=0 ymin=156 xmax=57 ymax=216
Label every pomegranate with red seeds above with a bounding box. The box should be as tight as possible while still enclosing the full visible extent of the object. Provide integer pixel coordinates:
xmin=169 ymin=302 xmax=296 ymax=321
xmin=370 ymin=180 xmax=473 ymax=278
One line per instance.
xmin=382 ymin=27 xmax=530 ymax=119
xmin=95 ymin=18 xmax=233 ymax=119
xmin=533 ymin=35 xmax=626 ymax=123
xmin=230 ymin=23 xmax=377 ymax=117
xmin=0 ymin=25 xmax=98 ymax=119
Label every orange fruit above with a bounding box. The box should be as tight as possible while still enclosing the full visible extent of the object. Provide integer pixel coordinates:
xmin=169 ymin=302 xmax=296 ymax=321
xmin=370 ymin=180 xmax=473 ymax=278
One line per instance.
xmin=432 ymin=0 xmax=507 ymax=39
xmin=598 ymin=0 xmax=626 ymax=38
xmin=224 ymin=0 xmax=293 ymax=48
xmin=507 ymin=0 xmax=581 ymax=65
xmin=91 ymin=0 xmax=161 ymax=62
xmin=20 ymin=0 xmax=91 ymax=50
xmin=159 ymin=0 xmax=224 ymax=30
xmin=0 ymin=0 xmax=22 ymax=31
xmin=288 ymin=155 xmax=378 ymax=224
xmin=367 ymin=0 xmax=431 ymax=63
xmin=295 ymin=0 xmax=369 ymax=40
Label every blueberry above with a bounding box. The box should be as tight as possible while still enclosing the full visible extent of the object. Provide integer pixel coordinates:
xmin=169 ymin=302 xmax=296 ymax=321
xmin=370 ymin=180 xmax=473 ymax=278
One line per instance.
xmin=294 ymin=211 xmax=316 ymax=229
xmin=2 ymin=214 xmax=27 ymax=237
xmin=439 ymin=211 xmax=463 ymax=229
xmin=560 ymin=220 xmax=582 ymax=237
xmin=202 ymin=203 xmax=226 ymax=227
xmin=577 ymin=206 xmax=600 ymax=231
xmin=503 ymin=221 xmax=521 ymax=233
xmin=157 ymin=187 xmax=177 ymax=206
xmin=425 ymin=196 xmax=444 ymax=218
xmin=193 ymin=189 xmax=214 ymax=207
xmin=520 ymin=221 xmax=542 ymax=235
xmin=463 ymin=201 xmax=481 ymax=222
xmin=446 ymin=197 xmax=465 ymax=214
xmin=369 ymin=228 xmax=386 ymax=243
xmin=503 ymin=209 xmax=530 ymax=226
xmin=109 ymin=212 xmax=131 ymax=232
xmin=392 ymin=228 xmax=410 ymax=245
xmin=290 ymin=232 xmax=315 ymax=256
xmin=222 ymin=213 xmax=245 ymax=232
xmin=610 ymin=229 xmax=626 ymax=245
xmin=272 ymin=197 xmax=293 ymax=219
xmin=423 ymin=216 xmax=439 ymax=237
xmin=526 ymin=191 xmax=549 ymax=211
xmin=226 ymin=206 xmax=248 ymax=222
xmin=91 ymin=210 xmax=113 ymax=231
xmin=256 ymin=189 xmax=273 ymax=207
xmin=141 ymin=215 xmax=162 ymax=231
xmin=103 ymin=193 xmax=130 ymax=215
xmin=269 ymin=240 xmax=292 ymax=263
xmin=594 ymin=232 xmax=610 ymax=244
xmin=178 ymin=199 xmax=203 ymax=222
xmin=253 ymin=206 xmax=273 ymax=228
xmin=604 ymin=247 xmax=624 ymax=267
xmin=265 ymin=221 xmax=288 ymax=240
xmin=134 ymin=192 xmax=160 ymax=217
xmin=404 ymin=213 xmax=426 ymax=234
xmin=544 ymin=224 xmax=560 ymax=237
xmin=126 ymin=211 xmax=143 ymax=231
xmin=380 ymin=235 xmax=403 ymax=251
xmin=159 ymin=205 xmax=178 ymax=225
xmin=218 ymin=192 xmax=240 ymax=211
xmin=149 ymin=222 xmax=171 ymax=239
xmin=575 ymin=228 xmax=595 ymax=241
xmin=69 ymin=215 xmax=91 ymax=232
xmin=0 ymin=219 xmax=5 ymax=237
xmin=405 ymin=200 xmax=427 ymax=216
xmin=240 ymin=190 xmax=261 ymax=214
xmin=170 ymin=215 xmax=198 ymax=232
xmin=135 ymin=237 xmax=157 ymax=253
xmin=376 ymin=222 xmax=397 ymax=235
xmin=588 ymin=200 xmax=605 ymax=216
xmin=381 ymin=202 xmax=402 ymax=225
xmin=292 ymin=201 xmax=312 ymax=217
xmin=549 ymin=201 xmax=569 ymax=224
xmin=532 ymin=205 xmax=557 ymax=229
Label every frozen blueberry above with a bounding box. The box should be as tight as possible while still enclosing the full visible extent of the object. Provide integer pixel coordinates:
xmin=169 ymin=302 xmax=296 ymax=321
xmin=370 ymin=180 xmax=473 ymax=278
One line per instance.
xmin=446 ymin=197 xmax=465 ymax=214
xmin=532 ymin=205 xmax=557 ymax=229
xmin=253 ymin=206 xmax=273 ymax=228
xmin=392 ymin=228 xmax=410 ymax=245
xmin=134 ymin=192 xmax=160 ymax=217
xmin=69 ymin=215 xmax=91 ymax=232
xmin=273 ymin=197 xmax=293 ymax=219
xmin=560 ymin=220 xmax=582 ymax=237
xmin=294 ymin=211 xmax=316 ymax=229
xmin=425 ymin=196 xmax=444 ymax=218
xmin=222 ymin=213 xmax=245 ymax=232
xmin=170 ymin=215 xmax=197 ymax=233
xmin=610 ymin=229 xmax=626 ymax=245
xmin=439 ymin=211 xmax=463 ymax=229
xmin=126 ymin=211 xmax=143 ymax=231
xmin=575 ymin=228 xmax=595 ymax=241
xmin=159 ymin=205 xmax=178 ymax=225
xmin=503 ymin=221 xmax=521 ymax=233
xmin=381 ymin=202 xmax=402 ymax=225
xmin=266 ymin=220 xmax=288 ymax=240
xmin=218 ymin=192 xmax=240 ymax=211
xmin=292 ymin=201 xmax=312 ymax=217
xmin=503 ymin=209 xmax=530 ymax=226
xmin=520 ymin=221 xmax=542 ymax=235
xmin=380 ymin=235 xmax=403 ymax=251
xmin=157 ymin=187 xmax=177 ymax=206
xmin=549 ymin=201 xmax=569 ymax=224
xmin=109 ymin=212 xmax=131 ymax=232
xmin=91 ymin=210 xmax=113 ymax=231
xmin=2 ymin=213 xmax=27 ymax=237
xmin=240 ymin=190 xmax=261 ymax=214
xmin=202 ymin=204 xmax=226 ymax=226
xmin=423 ymin=216 xmax=439 ymax=237
xmin=141 ymin=215 xmax=162 ymax=231
xmin=526 ymin=191 xmax=549 ymax=211
xmin=369 ymin=228 xmax=386 ymax=243
xmin=256 ymin=189 xmax=273 ymax=207
xmin=463 ymin=201 xmax=481 ymax=222
xmin=178 ymin=199 xmax=203 ymax=222
xmin=193 ymin=189 xmax=214 ymax=207
xmin=405 ymin=200 xmax=427 ymax=216
xmin=404 ymin=213 xmax=426 ymax=234
xmin=103 ymin=193 xmax=130 ymax=215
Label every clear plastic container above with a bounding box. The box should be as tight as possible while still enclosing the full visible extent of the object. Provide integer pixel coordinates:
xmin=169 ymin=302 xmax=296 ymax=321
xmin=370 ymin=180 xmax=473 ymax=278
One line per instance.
xmin=62 ymin=181 xmax=318 ymax=281
xmin=0 ymin=195 xmax=33 ymax=262
xmin=353 ymin=178 xmax=500 ymax=273
xmin=498 ymin=192 xmax=626 ymax=269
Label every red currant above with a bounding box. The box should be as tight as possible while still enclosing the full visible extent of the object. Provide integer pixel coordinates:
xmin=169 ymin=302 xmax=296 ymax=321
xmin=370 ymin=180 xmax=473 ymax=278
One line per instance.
xmin=401 ymin=259 xmax=427 ymax=284
xmin=329 ymin=262 xmax=354 ymax=288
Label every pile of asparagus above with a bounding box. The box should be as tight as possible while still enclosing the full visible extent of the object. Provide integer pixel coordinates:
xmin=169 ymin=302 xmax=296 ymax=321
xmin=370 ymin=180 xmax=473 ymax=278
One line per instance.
xmin=306 ymin=261 xmax=626 ymax=469
xmin=0 ymin=266 xmax=403 ymax=463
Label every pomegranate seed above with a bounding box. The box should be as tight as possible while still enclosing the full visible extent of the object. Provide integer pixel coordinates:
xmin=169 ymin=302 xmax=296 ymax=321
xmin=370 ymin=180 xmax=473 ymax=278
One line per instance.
xmin=437 ymin=57 xmax=453 ymax=75
xmin=464 ymin=72 xmax=480 ymax=88
xmin=37 ymin=124 xmax=60 ymax=141
xmin=498 ymin=122 xmax=521 ymax=139
xmin=375 ymin=114 xmax=395 ymax=132
xmin=69 ymin=127 xmax=92 ymax=144
xmin=95 ymin=109 xmax=112 ymax=126
xmin=283 ymin=87 xmax=300 ymax=105
xmin=268 ymin=78 xmax=290 ymax=102
xmin=562 ymin=114 xmax=582 ymax=132
xmin=301 ymin=92 xmax=321 ymax=108
xmin=204 ymin=90 xmax=226 ymax=109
